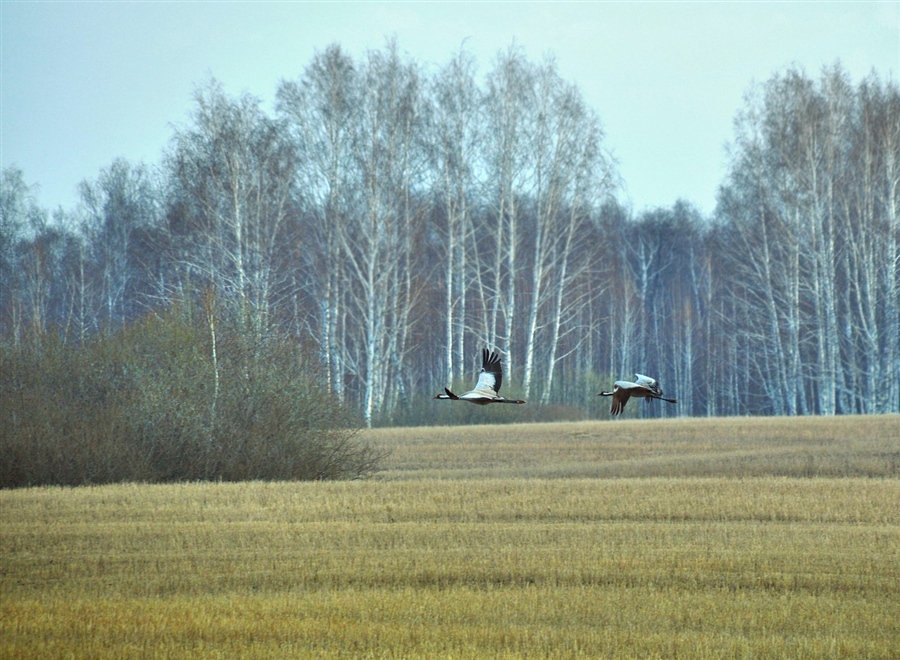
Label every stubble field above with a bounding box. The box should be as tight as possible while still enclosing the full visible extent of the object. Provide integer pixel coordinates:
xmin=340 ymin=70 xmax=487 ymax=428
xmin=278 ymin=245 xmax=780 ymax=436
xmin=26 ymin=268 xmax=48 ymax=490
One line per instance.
xmin=2 ymin=415 xmax=899 ymax=658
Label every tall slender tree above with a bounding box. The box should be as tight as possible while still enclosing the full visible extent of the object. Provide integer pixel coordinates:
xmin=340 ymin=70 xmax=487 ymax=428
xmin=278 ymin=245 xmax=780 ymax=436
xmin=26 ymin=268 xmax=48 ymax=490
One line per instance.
xmin=167 ymin=79 xmax=298 ymax=336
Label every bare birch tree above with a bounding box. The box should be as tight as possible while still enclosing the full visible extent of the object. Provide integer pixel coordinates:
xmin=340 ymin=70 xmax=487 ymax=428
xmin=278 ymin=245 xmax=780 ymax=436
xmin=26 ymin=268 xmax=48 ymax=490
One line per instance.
xmin=518 ymin=62 xmax=614 ymax=401
xmin=848 ymin=74 xmax=900 ymax=412
xmin=428 ymin=47 xmax=482 ymax=387
xmin=277 ymin=44 xmax=359 ymax=398
xmin=480 ymin=45 xmax=536 ymax=366
xmin=333 ymin=41 xmax=425 ymax=425
xmin=167 ymin=79 xmax=298 ymax=335
xmin=77 ymin=159 xmax=158 ymax=325
xmin=719 ymin=64 xmax=899 ymax=415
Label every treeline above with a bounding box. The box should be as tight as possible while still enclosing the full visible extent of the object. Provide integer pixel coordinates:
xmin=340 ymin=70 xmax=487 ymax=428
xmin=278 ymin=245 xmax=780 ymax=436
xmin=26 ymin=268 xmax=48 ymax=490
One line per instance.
xmin=2 ymin=42 xmax=898 ymax=428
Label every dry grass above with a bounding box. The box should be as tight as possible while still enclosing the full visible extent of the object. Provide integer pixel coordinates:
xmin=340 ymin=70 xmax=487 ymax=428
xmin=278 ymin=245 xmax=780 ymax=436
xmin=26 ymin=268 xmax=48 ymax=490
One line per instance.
xmin=369 ymin=414 xmax=900 ymax=479
xmin=2 ymin=415 xmax=899 ymax=658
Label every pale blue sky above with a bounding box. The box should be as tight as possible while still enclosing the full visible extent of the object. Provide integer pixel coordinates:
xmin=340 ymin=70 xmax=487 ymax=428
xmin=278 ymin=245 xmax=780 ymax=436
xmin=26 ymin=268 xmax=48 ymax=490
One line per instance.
xmin=2 ymin=1 xmax=897 ymax=216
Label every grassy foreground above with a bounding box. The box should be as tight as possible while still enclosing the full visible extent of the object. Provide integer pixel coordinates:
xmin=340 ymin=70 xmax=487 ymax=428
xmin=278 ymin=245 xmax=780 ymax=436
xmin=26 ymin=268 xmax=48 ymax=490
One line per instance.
xmin=2 ymin=415 xmax=899 ymax=658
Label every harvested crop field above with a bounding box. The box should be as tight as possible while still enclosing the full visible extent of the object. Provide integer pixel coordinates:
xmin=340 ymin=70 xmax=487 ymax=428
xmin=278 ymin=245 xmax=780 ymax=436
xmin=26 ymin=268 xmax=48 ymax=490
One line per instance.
xmin=2 ymin=415 xmax=899 ymax=658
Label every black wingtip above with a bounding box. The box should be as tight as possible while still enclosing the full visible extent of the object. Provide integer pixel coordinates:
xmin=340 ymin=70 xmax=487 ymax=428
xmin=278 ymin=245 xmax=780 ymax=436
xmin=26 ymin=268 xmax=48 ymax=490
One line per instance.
xmin=481 ymin=347 xmax=500 ymax=369
xmin=480 ymin=348 xmax=503 ymax=393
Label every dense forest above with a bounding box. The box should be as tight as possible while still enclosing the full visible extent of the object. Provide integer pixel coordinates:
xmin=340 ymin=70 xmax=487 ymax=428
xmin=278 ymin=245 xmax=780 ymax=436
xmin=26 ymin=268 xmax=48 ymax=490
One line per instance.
xmin=2 ymin=43 xmax=898 ymax=426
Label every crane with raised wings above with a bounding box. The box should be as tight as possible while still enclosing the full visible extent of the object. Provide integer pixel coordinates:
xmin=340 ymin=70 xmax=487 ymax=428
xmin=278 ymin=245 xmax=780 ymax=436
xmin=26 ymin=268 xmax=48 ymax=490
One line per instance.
xmin=434 ymin=348 xmax=526 ymax=405
xmin=598 ymin=373 xmax=677 ymax=416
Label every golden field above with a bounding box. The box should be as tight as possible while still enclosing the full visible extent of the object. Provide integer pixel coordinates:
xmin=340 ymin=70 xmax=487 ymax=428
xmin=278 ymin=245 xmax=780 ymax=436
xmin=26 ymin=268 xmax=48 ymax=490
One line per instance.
xmin=2 ymin=415 xmax=899 ymax=658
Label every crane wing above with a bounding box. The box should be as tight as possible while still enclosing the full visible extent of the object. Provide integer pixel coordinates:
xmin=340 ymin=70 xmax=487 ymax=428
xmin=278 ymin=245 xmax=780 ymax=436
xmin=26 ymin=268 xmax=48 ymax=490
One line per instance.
xmin=634 ymin=373 xmax=662 ymax=395
xmin=610 ymin=385 xmax=631 ymax=415
xmin=473 ymin=348 xmax=502 ymax=394
xmin=634 ymin=373 xmax=657 ymax=387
